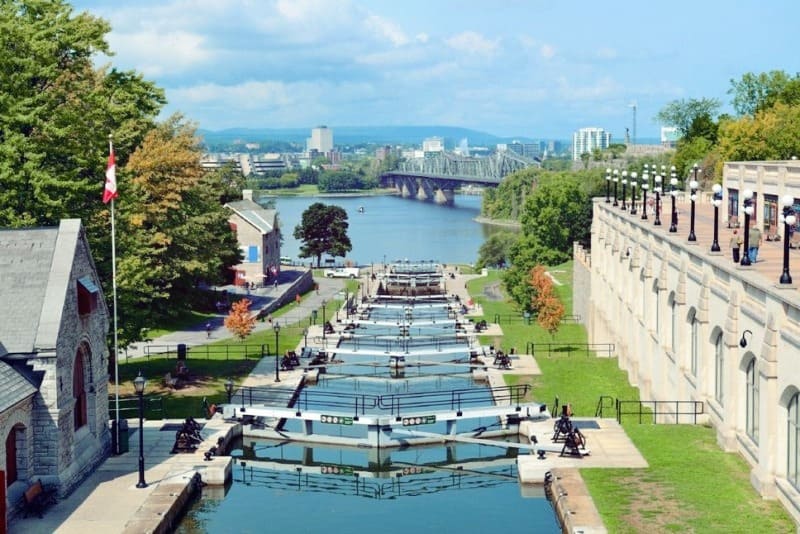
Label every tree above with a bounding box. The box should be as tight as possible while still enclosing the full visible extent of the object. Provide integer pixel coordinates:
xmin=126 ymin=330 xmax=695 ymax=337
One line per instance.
xmin=224 ymin=299 xmax=256 ymax=341
xmin=476 ymin=231 xmax=518 ymax=269
xmin=293 ymin=202 xmax=352 ymax=267
xmin=717 ymin=102 xmax=800 ymax=163
xmin=655 ymin=98 xmax=721 ymax=138
xmin=208 ymin=163 xmax=246 ymax=204
xmin=115 ymin=116 xmax=241 ymax=344
xmin=728 ymin=70 xmax=800 ymax=116
xmin=530 ymin=265 xmax=564 ymax=335
xmin=580 ymin=152 xmax=590 ymax=169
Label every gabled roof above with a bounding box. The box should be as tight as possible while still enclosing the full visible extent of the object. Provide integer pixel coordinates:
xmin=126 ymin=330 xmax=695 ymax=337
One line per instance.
xmin=226 ymin=199 xmax=278 ymax=234
xmin=0 ymin=360 xmax=38 ymax=412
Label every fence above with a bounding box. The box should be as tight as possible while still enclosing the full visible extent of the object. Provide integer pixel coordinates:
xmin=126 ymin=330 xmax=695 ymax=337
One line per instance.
xmin=137 ymin=343 xmax=268 ymax=361
xmin=491 ymin=313 xmax=582 ymax=325
xmin=108 ymin=396 xmax=166 ymax=420
xmin=526 ymin=342 xmax=615 ymax=358
xmin=594 ymin=396 xmax=705 ymax=424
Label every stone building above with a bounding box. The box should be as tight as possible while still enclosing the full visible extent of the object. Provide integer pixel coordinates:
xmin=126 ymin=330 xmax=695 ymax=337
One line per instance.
xmin=225 ymin=190 xmax=281 ymax=287
xmin=577 ymin=162 xmax=800 ymax=523
xmin=0 ymin=219 xmax=110 ymax=520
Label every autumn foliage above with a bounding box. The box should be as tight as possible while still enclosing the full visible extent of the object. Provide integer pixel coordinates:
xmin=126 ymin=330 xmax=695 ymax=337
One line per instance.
xmin=224 ymin=298 xmax=256 ymax=341
xmin=529 ymin=265 xmax=565 ymax=335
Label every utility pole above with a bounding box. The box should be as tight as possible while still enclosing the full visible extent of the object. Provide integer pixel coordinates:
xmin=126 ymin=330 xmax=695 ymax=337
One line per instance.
xmin=629 ymin=101 xmax=637 ymax=147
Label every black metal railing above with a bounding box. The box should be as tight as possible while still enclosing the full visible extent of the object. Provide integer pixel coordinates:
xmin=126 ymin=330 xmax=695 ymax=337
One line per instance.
xmin=108 ymin=395 xmax=166 ymax=419
xmin=231 ymin=386 xmax=379 ymax=418
xmin=378 ymin=385 xmax=529 ymax=415
xmin=595 ymin=395 xmax=615 ymax=417
xmin=615 ymin=399 xmax=705 ymax=424
xmin=526 ymin=343 xmax=614 ymax=358
xmin=139 ymin=343 xmax=267 ymax=360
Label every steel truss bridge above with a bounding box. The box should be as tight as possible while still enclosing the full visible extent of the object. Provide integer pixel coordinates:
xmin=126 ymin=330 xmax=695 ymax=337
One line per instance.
xmin=380 ymin=151 xmax=537 ymax=206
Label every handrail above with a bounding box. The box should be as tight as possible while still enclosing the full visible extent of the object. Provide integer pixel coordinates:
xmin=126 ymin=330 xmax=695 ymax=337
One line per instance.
xmin=109 ymin=395 xmax=166 ymax=420
xmin=616 ymin=399 xmax=705 ymax=424
xmin=139 ymin=343 xmax=267 ymax=360
xmin=377 ymin=384 xmax=529 ymax=415
xmin=595 ymin=395 xmax=615 ymax=417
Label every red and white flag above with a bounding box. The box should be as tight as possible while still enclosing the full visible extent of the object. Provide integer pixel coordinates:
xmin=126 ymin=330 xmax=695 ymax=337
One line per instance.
xmin=103 ymin=147 xmax=118 ymax=204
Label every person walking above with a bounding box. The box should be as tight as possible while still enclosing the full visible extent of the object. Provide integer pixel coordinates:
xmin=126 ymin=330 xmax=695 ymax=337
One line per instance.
xmin=730 ymin=229 xmax=742 ymax=263
xmin=748 ymin=222 xmax=763 ymax=263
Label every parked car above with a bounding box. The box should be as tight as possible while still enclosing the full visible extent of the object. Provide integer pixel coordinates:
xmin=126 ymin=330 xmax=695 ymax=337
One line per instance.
xmin=324 ymin=267 xmax=360 ymax=278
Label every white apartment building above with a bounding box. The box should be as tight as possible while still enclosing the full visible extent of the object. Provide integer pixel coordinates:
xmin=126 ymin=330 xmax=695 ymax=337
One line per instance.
xmin=307 ymin=126 xmax=333 ymax=154
xmin=572 ymin=127 xmax=612 ymax=161
xmin=422 ymin=137 xmax=445 ymax=154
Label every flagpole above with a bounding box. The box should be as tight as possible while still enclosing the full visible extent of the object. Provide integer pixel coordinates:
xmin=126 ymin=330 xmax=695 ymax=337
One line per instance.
xmin=108 ymin=134 xmax=121 ymax=454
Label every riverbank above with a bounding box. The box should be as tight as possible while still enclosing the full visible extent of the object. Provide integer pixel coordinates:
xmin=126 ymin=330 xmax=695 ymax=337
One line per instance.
xmin=473 ymin=215 xmax=521 ymax=228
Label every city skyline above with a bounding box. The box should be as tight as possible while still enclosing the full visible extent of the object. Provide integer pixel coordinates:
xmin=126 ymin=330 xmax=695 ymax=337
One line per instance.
xmin=72 ymin=0 xmax=800 ymax=140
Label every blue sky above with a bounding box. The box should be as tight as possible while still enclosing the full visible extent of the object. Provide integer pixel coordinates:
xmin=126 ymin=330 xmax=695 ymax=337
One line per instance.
xmin=72 ymin=0 xmax=800 ymax=140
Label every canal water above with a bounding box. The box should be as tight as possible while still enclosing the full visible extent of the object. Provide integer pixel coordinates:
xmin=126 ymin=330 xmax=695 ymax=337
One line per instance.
xmin=269 ymin=194 xmax=511 ymax=266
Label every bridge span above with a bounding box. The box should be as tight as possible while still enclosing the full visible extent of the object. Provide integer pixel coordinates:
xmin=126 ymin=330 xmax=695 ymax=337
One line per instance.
xmin=380 ymin=151 xmax=537 ymax=205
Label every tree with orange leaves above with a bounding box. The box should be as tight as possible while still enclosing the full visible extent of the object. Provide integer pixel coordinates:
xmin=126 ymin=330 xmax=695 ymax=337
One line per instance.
xmin=529 ymin=265 xmax=565 ymax=335
xmin=224 ymin=298 xmax=256 ymax=341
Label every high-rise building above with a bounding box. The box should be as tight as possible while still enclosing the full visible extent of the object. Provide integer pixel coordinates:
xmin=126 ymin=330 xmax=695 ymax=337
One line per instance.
xmin=307 ymin=126 xmax=333 ymax=154
xmin=572 ymin=127 xmax=612 ymax=161
xmin=422 ymin=137 xmax=445 ymax=155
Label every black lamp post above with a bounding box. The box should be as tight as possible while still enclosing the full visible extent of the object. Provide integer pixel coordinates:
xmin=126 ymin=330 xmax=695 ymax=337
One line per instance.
xmin=621 ymin=171 xmax=628 ymax=210
xmin=612 ymin=170 xmax=619 ymax=206
xmin=741 ymin=189 xmax=754 ymax=266
xmin=654 ymin=175 xmax=662 ymax=226
xmin=780 ymin=195 xmax=796 ymax=284
xmin=134 ymin=372 xmax=147 ymax=489
xmin=688 ymin=165 xmax=699 ymax=241
xmin=711 ymin=184 xmax=722 ymax=252
xmin=225 ymin=378 xmax=234 ymax=404
xmin=605 ymin=168 xmax=611 ymax=203
xmin=303 ymin=328 xmax=308 ymax=348
xmin=629 ymin=172 xmax=638 ymax=215
xmin=641 ymin=181 xmax=649 ymax=220
xmin=669 ymin=175 xmax=678 ymax=233
xmin=321 ymin=299 xmax=327 ymax=344
xmin=273 ymin=322 xmax=281 ymax=382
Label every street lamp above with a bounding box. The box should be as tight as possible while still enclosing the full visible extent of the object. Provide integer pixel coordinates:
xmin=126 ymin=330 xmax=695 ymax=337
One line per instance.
xmin=621 ymin=171 xmax=628 ymax=210
xmin=605 ymin=168 xmax=611 ymax=203
xmin=780 ymin=195 xmax=796 ymax=284
xmin=273 ymin=322 xmax=281 ymax=382
xmin=669 ymin=175 xmax=678 ymax=233
xmin=303 ymin=328 xmax=308 ymax=348
xmin=321 ymin=299 xmax=327 ymax=343
xmin=224 ymin=378 xmax=234 ymax=404
xmin=133 ymin=372 xmax=147 ymax=489
xmin=641 ymin=180 xmax=649 ymax=220
xmin=711 ymin=184 xmax=723 ymax=252
xmin=629 ymin=172 xmax=638 ymax=215
xmin=688 ymin=171 xmax=699 ymax=242
xmin=654 ymin=174 xmax=662 ymax=226
xmin=741 ymin=189 xmax=755 ymax=266
xmin=612 ymin=170 xmax=619 ymax=206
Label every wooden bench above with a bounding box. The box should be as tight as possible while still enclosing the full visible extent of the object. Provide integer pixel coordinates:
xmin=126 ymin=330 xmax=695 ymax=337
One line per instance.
xmin=22 ymin=479 xmax=57 ymax=518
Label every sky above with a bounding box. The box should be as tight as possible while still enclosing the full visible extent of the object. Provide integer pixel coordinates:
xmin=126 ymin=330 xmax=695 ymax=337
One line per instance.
xmin=71 ymin=0 xmax=800 ymax=141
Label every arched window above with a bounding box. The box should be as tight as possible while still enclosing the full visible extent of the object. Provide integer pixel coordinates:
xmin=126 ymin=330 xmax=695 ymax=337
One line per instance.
xmin=73 ymin=350 xmax=87 ymax=430
xmin=788 ymin=393 xmax=800 ymax=490
xmin=714 ymin=332 xmax=724 ymax=404
xmin=746 ymin=359 xmax=759 ymax=443
xmin=670 ymin=297 xmax=677 ymax=353
xmin=5 ymin=429 xmax=17 ymax=486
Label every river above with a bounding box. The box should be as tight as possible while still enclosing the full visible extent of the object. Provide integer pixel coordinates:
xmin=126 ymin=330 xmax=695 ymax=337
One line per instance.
xmin=266 ymin=193 xmax=512 ymax=266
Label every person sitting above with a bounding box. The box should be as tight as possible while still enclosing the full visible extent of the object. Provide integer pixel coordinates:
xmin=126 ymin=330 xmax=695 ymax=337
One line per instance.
xmin=175 ymin=360 xmax=190 ymax=379
xmin=281 ymin=354 xmax=294 ymax=371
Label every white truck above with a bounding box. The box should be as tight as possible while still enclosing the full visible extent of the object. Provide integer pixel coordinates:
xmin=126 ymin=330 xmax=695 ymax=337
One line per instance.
xmin=324 ymin=267 xmax=360 ymax=279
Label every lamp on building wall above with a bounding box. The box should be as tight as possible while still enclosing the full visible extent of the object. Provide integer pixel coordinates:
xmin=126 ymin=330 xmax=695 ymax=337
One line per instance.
xmin=134 ymin=372 xmax=147 ymax=488
xmin=669 ymin=175 xmax=679 ymax=233
xmin=621 ymin=171 xmax=628 ymax=210
xmin=612 ymin=170 xmax=619 ymax=207
xmin=273 ymin=322 xmax=281 ymax=382
xmin=629 ymin=172 xmax=638 ymax=215
xmin=711 ymin=184 xmax=723 ymax=252
xmin=654 ymin=174 xmax=663 ymax=226
xmin=780 ymin=195 xmax=796 ymax=284
xmin=739 ymin=330 xmax=752 ymax=348
xmin=605 ymin=168 xmax=611 ymax=203
xmin=740 ymin=189 xmax=755 ymax=266
xmin=688 ymin=166 xmax=699 ymax=242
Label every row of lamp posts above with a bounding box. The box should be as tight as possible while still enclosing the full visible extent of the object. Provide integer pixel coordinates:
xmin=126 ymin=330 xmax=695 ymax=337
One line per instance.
xmin=606 ymin=163 xmax=796 ymax=285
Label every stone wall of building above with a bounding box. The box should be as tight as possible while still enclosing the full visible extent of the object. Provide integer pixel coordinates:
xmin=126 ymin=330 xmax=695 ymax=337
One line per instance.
xmin=586 ymin=198 xmax=800 ymax=523
xmin=572 ymin=242 xmax=592 ymax=334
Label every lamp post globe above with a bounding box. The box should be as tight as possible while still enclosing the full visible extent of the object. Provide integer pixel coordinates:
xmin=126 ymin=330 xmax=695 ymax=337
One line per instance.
xmin=780 ymin=194 xmax=796 ymax=284
xmin=612 ymin=170 xmax=619 ymax=206
xmin=605 ymin=168 xmax=611 ymax=203
xmin=621 ymin=171 xmax=628 ymax=210
xmin=711 ymin=184 xmax=722 ymax=252
xmin=134 ymin=372 xmax=147 ymax=488
xmin=641 ymin=182 xmax=649 ymax=220
xmin=669 ymin=177 xmax=678 ymax=232
xmin=654 ymin=175 xmax=662 ymax=225
xmin=688 ymin=178 xmax=699 ymax=242
xmin=629 ymin=172 xmax=638 ymax=215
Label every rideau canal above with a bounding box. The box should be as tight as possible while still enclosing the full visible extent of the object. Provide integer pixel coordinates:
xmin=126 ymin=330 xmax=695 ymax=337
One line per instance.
xmin=176 ymin=194 xmax=560 ymax=533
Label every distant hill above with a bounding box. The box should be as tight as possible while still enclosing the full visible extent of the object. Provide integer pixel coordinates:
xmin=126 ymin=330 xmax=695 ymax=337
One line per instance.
xmin=197 ymin=126 xmax=537 ymax=149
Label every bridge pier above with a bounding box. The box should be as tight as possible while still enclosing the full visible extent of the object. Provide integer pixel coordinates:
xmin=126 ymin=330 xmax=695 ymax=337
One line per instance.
xmin=434 ymin=188 xmax=454 ymax=205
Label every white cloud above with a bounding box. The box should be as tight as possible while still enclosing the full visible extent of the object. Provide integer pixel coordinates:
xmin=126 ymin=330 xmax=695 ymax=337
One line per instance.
xmin=539 ymin=44 xmax=556 ymax=60
xmin=108 ymin=30 xmax=211 ymax=76
xmin=555 ymin=76 xmax=622 ymax=101
xmin=445 ymin=31 xmax=499 ymax=56
xmin=364 ymin=14 xmax=409 ymax=46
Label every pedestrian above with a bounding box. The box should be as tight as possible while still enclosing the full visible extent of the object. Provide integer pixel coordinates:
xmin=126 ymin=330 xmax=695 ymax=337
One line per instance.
xmin=295 ymin=293 xmax=301 ymax=305
xmin=205 ymin=323 xmax=212 ymax=338
xmin=315 ymin=283 xmax=319 ymax=295
xmin=748 ymin=222 xmax=763 ymax=263
xmin=730 ymin=229 xmax=742 ymax=263
xmin=273 ymin=279 xmax=278 ymax=290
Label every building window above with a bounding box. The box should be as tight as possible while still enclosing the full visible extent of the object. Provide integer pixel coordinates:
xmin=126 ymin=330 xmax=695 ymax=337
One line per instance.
xmin=788 ymin=392 xmax=800 ymax=490
xmin=746 ymin=359 xmax=759 ymax=443
xmin=654 ymin=282 xmax=660 ymax=338
xmin=714 ymin=332 xmax=724 ymax=404
xmin=690 ymin=314 xmax=698 ymax=377
xmin=247 ymin=245 xmax=259 ymax=263
xmin=77 ymin=276 xmax=99 ymax=315
xmin=670 ymin=298 xmax=677 ymax=353
xmin=73 ymin=350 xmax=87 ymax=430
xmin=5 ymin=429 xmax=17 ymax=486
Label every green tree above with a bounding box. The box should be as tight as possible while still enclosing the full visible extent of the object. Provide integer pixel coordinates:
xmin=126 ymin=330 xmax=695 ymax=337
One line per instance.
xmin=580 ymin=152 xmax=590 ymax=169
xmin=656 ymin=98 xmax=721 ymax=138
xmin=293 ymin=203 xmax=352 ymax=267
xmin=728 ymin=70 xmax=800 ymax=116
xmin=476 ymin=231 xmax=519 ymax=269
xmin=717 ymin=102 xmax=800 ymax=162
xmin=208 ymin=163 xmax=246 ymax=204
xmin=115 ymin=116 xmax=241 ymax=344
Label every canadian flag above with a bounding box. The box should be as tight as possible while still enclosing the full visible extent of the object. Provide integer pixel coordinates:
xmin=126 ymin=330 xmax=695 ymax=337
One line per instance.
xmin=103 ymin=147 xmax=118 ymax=204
